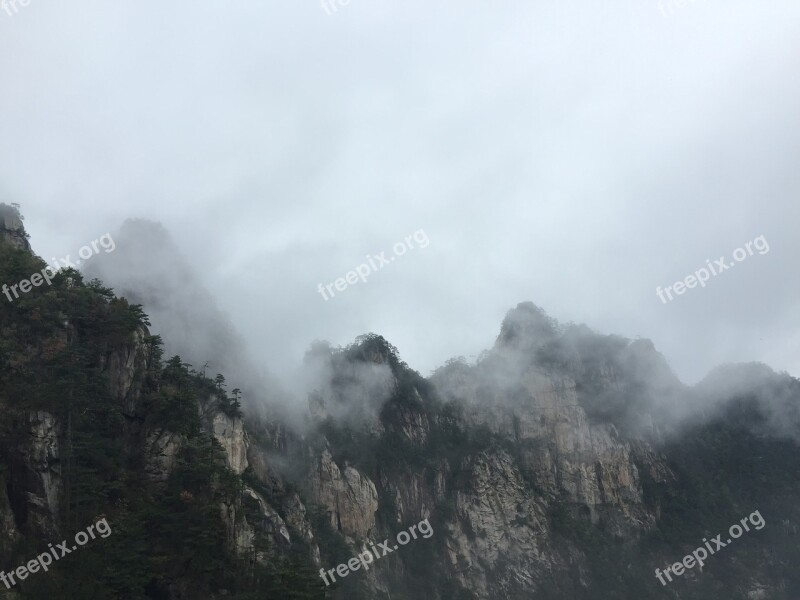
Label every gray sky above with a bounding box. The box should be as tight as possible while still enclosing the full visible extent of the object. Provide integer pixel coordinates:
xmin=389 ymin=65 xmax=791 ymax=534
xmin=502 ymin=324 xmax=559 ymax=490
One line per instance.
xmin=1 ymin=0 xmax=799 ymax=385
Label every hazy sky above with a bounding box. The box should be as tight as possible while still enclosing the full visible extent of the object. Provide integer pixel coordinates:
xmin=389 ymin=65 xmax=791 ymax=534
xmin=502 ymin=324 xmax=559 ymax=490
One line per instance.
xmin=1 ymin=0 xmax=799 ymax=384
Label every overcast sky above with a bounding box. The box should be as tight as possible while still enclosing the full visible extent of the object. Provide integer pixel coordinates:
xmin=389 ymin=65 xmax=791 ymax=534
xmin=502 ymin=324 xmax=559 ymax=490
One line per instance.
xmin=1 ymin=0 xmax=798 ymax=385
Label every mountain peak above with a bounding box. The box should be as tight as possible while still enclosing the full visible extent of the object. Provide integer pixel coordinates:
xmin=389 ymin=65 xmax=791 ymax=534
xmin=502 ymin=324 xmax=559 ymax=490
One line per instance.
xmin=495 ymin=301 xmax=558 ymax=351
xmin=0 ymin=203 xmax=32 ymax=253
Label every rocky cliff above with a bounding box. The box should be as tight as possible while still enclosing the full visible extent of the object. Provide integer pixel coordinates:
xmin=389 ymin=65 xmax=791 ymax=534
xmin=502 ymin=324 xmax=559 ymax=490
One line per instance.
xmin=284 ymin=308 xmax=800 ymax=599
xmin=0 ymin=204 xmax=31 ymax=253
xmin=1 ymin=209 xmax=799 ymax=599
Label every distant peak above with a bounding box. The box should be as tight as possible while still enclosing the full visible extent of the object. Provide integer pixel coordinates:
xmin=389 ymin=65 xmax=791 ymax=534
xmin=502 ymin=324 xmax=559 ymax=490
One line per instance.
xmin=0 ymin=202 xmax=32 ymax=253
xmin=496 ymin=302 xmax=558 ymax=351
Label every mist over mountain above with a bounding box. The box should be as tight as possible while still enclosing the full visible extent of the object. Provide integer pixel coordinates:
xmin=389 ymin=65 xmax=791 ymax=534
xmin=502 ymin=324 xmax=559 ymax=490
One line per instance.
xmin=77 ymin=214 xmax=800 ymax=461
xmin=1 ymin=207 xmax=793 ymax=598
xmin=0 ymin=206 xmax=798 ymax=597
xmin=2 ymin=1 xmax=799 ymax=596
xmin=81 ymin=218 xmax=297 ymax=423
xmin=82 ymin=218 xmax=800 ymax=443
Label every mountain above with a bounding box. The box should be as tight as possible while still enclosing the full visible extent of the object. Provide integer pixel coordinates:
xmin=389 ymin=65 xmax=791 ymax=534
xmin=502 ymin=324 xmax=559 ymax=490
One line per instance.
xmin=1 ymin=205 xmax=798 ymax=599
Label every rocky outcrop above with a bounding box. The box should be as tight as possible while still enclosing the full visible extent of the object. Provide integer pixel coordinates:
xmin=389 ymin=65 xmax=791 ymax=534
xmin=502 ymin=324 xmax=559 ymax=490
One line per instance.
xmin=104 ymin=325 xmax=151 ymax=415
xmin=24 ymin=412 xmax=61 ymax=536
xmin=212 ymin=412 xmax=249 ymax=475
xmin=447 ymin=449 xmax=552 ymax=598
xmin=0 ymin=410 xmax=61 ymax=540
xmin=282 ymin=492 xmax=321 ymax=565
xmin=290 ymin=319 xmax=692 ymax=599
xmin=144 ymin=430 xmax=184 ymax=483
xmin=0 ymin=203 xmax=32 ymax=253
xmin=7 ymin=411 xmax=61 ymax=536
xmin=2 ymin=210 xmax=796 ymax=600
xmin=308 ymin=447 xmax=379 ymax=541
xmin=221 ymin=485 xmax=291 ymax=564
xmin=444 ymin=365 xmax=666 ymax=536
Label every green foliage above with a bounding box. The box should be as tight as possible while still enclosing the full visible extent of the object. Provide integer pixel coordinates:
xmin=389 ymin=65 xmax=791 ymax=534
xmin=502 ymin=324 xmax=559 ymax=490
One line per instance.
xmin=0 ymin=241 xmax=322 ymax=599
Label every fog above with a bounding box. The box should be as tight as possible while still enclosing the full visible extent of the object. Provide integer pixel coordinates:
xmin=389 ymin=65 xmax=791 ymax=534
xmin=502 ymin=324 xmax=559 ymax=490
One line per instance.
xmin=2 ymin=0 xmax=799 ymax=390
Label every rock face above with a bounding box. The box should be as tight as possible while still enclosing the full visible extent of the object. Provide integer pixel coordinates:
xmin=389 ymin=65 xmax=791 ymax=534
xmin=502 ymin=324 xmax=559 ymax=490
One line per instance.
xmin=0 ymin=240 xmax=309 ymax=596
xmin=0 ymin=410 xmax=61 ymax=539
xmin=0 ymin=321 xmax=315 ymax=584
xmin=212 ymin=411 xmax=249 ymax=474
xmin=308 ymin=447 xmax=379 ymax=541
xmin=456 ymin=367 xmax=658 ymax=533
xmin=221 ymin=485 xmax=291 ymax=563
xmin=295 ymin=311 xmax=733 ymax=599
xmin=144 ymin=430 xmax=184 ymax=483
xmin=105 ymin=325 xmax=151 ymax=415
xmin=0 ymin=203 xmax=32 ymax=253
xmin=2 ymin=212 xmax=798 ymax=600
xmin=446 ymin=448 xmax=552 ymax=596
xmin=281 ymin=491 xmax=322 ymax=565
